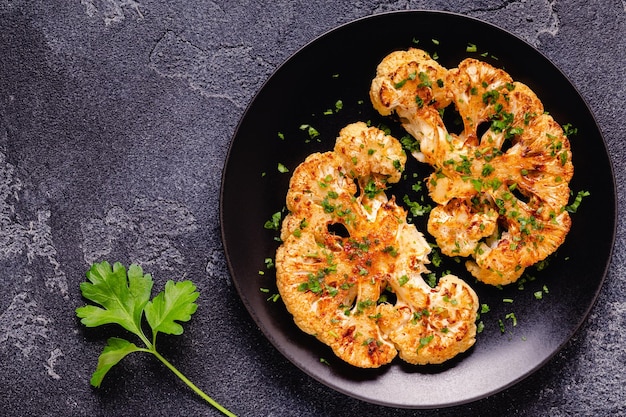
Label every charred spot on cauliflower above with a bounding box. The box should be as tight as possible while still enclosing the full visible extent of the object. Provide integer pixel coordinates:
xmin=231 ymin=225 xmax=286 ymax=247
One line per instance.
xmin=275 ymin=122 xmax=478 ymax=368
xmin=370 ymin=49 xmax=574 ymax=286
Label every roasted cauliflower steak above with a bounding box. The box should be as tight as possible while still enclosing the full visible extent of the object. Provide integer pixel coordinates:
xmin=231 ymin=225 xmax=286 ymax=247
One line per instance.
xmin=370 ymin=49 xmax=574 ymax=285
xmin=276 ymin=122 xmax=479 ymax=368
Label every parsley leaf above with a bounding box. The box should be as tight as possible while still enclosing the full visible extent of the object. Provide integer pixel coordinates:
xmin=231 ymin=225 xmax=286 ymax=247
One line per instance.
xmin=77 ymin=262 xmax=152 ymax=337
xmin=90 ymin=337 xmax=141 ymax=388
xmin=76 ymin=261 xmax=236 ymax=417
xmin=145 ymin=280 xmax=199 ymax=336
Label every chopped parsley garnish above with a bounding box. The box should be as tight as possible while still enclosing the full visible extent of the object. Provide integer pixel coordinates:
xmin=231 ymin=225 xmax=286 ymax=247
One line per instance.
xmin=411 ymin=309 xmax=430 ymax=323
xmin=562 ymin=123 xmax=578 ymax=137
xmin=482 ymin=90 xmax=500 ymax=105
xmin=356 ymin=299 xmax=375 ymax=314
xmin=424 ymin=273 xmax=437 ymax=288
xmin=264 ymin=211 xmax=282 ymax=230
xmin=417 ymin=71 xmax=432 ymax=88
xmin=382 ymin=246 xmax=399 ymax=257
xmin=402 ymin=194 xmax=432 ymax=217
xmin=417 ymin=334 xmax=434 ymax=351
xmin=476 ymin=321 xmax=485 ymax=333
xmin=565 ymin=190 xmax=590 ymax=213
xmin=400 ymin=135 xmax=420 ymax=153
xmin=277 ymin=162 xmax=289 ymax=173
xmin=267 ymin=293 xmax=280 ymax=302
xmin=364 ymin=179 xmax=382 ymax=198
xmin=505 ymin=312 xmax=517 ymax=326
xmin=394 ymin=71 xmax=417 ymax=89
xmin=299 ymin=124 xmax=320 ymax=141
xmin=398 ymin=275 xmax=409 ymax=286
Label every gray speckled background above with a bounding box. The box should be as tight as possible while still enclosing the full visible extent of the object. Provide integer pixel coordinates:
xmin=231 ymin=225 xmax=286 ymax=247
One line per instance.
xmin=1 ymin=1 xmax=624 ymax=416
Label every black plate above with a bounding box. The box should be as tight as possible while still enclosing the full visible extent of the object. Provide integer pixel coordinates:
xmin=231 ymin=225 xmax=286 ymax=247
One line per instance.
xmin=220 ymin=11 xmax=616 ymax=408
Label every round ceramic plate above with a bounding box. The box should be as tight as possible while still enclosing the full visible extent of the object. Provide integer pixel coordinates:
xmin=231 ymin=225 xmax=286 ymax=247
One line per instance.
xmin=220 ymin=11 xmax=616 ymax=408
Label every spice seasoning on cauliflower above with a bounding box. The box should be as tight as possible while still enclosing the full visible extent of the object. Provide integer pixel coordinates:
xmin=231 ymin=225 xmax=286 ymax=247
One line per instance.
xmin=370 ymin=48 xmax=574 ymax=286
xmin=275 ymin=122 xmax=479 ymax=368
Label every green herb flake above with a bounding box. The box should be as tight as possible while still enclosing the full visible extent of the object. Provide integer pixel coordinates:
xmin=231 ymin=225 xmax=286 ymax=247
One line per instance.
xmin=277 ymin=162 xmax=289 ymax=173
xmin=565 ymin=190 xmax=590 ymax=213
xmin=364 ymin=179 xmax=382 ymax=198
xmin=299 ymin=124 xmax=320 ymax=140
xmin=264 ymin=211 xmax=282 ymax=230
xmin=417 ymin=71 xmax=432 ymax=88
xmin=402 ymin=194 xmax=432 ymax=217
xmin=498 ymin=319 xmax=505 ymax=333
xmin=431 ymin=247 xmax=442 ymax=267
xmin=382 ymin=245 xmax=399 ymax=257
xmin=263 ymin=211 xmax=282 ymax=230
xmin=505 ymin=312 xmax=518 ymax=326
xmin=417 ymin=334 xmax=434 ymax=351
xmin=398 ymin=275 xmax=409 ymax=286
xmin=267 ymin=293 xmax=280 ymax=302
xmin=482 ymin=90 xmax=500 ymax=105
xmin=400 ymin=135 xmax=420 ymax=153
xmin=425 ymin=273 xmax=437 ymax=288
xmin=562 ymin=123 xmax=578 ymax=137
xmin=476 ymin=320 xmax=485 ymax=333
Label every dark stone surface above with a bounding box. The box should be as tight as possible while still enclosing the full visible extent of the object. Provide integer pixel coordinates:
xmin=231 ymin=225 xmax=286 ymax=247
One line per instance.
xmin=0 ymin=1 xmax=623 ymax=416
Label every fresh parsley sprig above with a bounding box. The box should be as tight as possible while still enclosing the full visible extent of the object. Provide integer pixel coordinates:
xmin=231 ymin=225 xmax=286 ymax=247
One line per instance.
xmin=76 ymin=261 xmax=236 ymax=417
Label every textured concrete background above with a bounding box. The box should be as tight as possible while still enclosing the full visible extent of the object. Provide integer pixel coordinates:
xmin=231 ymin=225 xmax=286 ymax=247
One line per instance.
xmin=0 ymin=1 xmax=624 ymax=416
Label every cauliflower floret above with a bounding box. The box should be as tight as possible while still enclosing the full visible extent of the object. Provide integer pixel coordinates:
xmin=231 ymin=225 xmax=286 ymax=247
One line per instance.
xmin=378 ymin=274 xmax=478 ymax=365
xmin=370 ymin=48 xmax=452 ymax=166
xmin=276 ymin=122 xmax=479 ymax=368
xmin=370 ymin=49 xmax=574 ymax=286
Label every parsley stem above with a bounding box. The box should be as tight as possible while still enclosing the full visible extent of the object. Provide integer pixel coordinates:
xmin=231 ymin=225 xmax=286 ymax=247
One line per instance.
xmin=152 ymin=350 xmax=237 ymax=417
